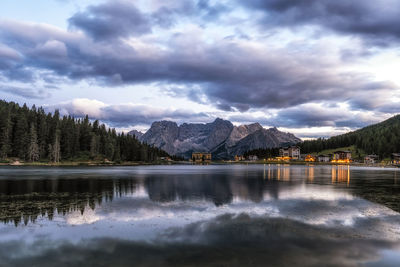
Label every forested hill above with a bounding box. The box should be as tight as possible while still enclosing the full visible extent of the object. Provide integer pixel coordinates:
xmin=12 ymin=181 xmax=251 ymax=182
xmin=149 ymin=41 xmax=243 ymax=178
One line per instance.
xmin=0 ymin=100 xmax=170 ymax=163
xmin=300 ymin=115 xmax=400 ymax=158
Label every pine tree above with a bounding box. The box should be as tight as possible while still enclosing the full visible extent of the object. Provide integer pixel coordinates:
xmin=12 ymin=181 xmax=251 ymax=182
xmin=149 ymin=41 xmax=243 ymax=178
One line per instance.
xmin=50 ymin=130 xmax=61 ymax=163
xmin=90 ymin=134 xmax=99 ymax=158
xmin=0 ymin=109 xmax=12 ymax=160
xmin=28 ymin=124 xmax=40 ymax=162
xmin=13 ymin=112 xmax=29 ymax=160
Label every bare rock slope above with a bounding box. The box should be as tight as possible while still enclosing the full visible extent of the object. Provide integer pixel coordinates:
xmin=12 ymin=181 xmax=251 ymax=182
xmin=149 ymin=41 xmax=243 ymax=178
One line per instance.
xmin=138 ymin=118 xmax=301 ymax=159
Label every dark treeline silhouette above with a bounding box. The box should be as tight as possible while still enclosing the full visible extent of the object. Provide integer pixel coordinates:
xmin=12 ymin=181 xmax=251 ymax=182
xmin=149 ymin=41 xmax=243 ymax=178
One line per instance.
xmin=299 ymin=115 xmax=400 ymax=158
xmin=1 ymin=167 xmax=399 ymax=225
xmin=0 ymin=169 xmax=286 ymax=225
xmin=0 ymin=100 xmax=170 ymax=162
xmin=243 ymin=148 xmax=280 ymax=159
xmin=0 ymin=178 xmax=139 ymax=226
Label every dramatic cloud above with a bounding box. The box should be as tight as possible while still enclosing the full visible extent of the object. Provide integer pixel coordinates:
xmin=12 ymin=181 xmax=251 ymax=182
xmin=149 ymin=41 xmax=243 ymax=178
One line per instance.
xmin=68 ymin=1 xmax=152 ymax=40
xmin=241 ymin=0 xmax=400 ymax=46
xmin=0 ymin=85 xmax=51 ymax=99
xmin=49 ymin=98 xmax=211 ymax=127
xmin=0 ymin=0 xmax=399 ymax=134
xmin=2 ymin=19 xmax=398 ymax=113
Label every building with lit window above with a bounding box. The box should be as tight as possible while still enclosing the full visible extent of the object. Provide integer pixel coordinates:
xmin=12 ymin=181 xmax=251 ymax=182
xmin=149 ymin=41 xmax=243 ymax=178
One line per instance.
xmin=279 ymin=146 xmax=300 ymax=160
xmin=317 ymin=154 xmax=331 ymax=162
xmin=391 ymin=153 xmax=400 ymax=165
xmin=192 ymin=152 xmax=211 ymax=163
xmin=364 ymin=154 xmax=379 ymax=164
xmin=332 ymin=151 xmax=352 ymax=163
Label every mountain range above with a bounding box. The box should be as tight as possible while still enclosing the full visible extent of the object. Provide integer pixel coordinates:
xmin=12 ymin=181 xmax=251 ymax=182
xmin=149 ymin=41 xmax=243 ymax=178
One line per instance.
xmin=129 ymin=118 xmax=301 ymax=159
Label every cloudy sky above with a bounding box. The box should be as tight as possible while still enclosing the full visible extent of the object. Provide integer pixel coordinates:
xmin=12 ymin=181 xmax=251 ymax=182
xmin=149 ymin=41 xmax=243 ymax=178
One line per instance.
xmin=1 ymin=0 xmax=400 ymax=138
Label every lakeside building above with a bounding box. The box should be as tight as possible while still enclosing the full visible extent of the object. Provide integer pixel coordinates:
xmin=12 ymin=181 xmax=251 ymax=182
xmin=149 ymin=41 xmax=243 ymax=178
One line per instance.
xmin=364 ymin=154 xmax=379 ymax=164
xmin=160 ymin=157 xmax=173 ymax=162
xmin=332 ymin=151 xmax=352 ymax=163
xmin=391 ymin=153 xmax=400 ymax=165
xmin=247 ymin=155 xmax=259 ymax=161
xmin=318 ymin=154 xmax=331 ymax=162
xmin=192 ymin=152 xmax=212 ymax=163
xmin=234 ymin=155 xmax=245 ymax=161
xmin=305 ymin=155 xmax=316 ymax=162
xmin=278 ymin=146 xmax=300 ymax=160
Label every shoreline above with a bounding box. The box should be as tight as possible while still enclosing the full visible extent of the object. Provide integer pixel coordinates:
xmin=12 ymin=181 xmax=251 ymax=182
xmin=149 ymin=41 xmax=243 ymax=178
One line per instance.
xmin=0 ymin=160 xmax=398 ymax=168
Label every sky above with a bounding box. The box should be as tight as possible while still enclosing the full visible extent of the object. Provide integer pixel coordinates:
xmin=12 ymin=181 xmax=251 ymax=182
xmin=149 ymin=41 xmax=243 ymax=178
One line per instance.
xmin=1 ymin=0 xmax=400 ymax=138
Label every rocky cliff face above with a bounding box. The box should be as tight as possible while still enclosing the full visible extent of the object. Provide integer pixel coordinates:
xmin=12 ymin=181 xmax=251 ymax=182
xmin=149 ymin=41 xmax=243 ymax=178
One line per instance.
xmin=127 ymin=129 xmax=144 ymax=139
xmin=138 ymin=118 xmax=301 ymax=159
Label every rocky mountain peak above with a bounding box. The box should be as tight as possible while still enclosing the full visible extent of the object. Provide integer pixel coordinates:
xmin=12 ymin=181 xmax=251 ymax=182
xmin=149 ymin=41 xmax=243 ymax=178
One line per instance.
xmin=137 ymin=119 xmax=301 ymax=159
xmin=128 ymin=129 xmax=144 ymax=139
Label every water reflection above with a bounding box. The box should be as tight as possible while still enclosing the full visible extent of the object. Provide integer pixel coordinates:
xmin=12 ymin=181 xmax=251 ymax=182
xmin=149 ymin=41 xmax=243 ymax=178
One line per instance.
xmin=0 ymin=165 xmax=399 ymax=266
xmin=0 ymin=165 xmax=399 ymax=226
xmin=331 ymin=165 xmax=351 ymax=185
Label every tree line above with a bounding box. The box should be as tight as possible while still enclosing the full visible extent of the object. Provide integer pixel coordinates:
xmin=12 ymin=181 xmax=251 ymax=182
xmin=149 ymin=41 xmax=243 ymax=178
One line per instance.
xmin=244 ymin=147 xmax=280 ymax=159
xmin=243 ymin=114 xmax=400 ymax=159
xmin=299 ymin=115 xmax=400 ymax=158
xmin=0 ymin=100 xmax=170 ymax=162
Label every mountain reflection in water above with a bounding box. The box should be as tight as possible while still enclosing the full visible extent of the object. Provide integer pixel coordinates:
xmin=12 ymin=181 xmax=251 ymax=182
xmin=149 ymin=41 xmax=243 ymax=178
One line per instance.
xmin=0 ymin=165 xmax=399 ymax=225
xmin=0 ymin=165 xmax=399 ymax=266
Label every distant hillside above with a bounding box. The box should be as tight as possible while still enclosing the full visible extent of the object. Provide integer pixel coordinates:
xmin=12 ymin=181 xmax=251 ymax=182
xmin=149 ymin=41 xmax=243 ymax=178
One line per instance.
xmin=300 ymin=115 xmax=400 ymax=158
xmin=0 ymin=100 xmax=169 ymax=162
xmin=136 ymin=118 xmax=301 ymax=159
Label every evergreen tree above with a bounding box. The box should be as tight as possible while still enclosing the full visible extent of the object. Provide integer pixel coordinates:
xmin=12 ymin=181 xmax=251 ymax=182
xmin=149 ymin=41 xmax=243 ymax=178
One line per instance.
xmin=0 ymin=100 xmax=170 ymax=163
xmin=28 ymin=124 xmax=40 ymax=162
xmin=0 ymin=109 xmax=12 ymax=159
xmin=50 ymin=130 xmax=61 ymax=163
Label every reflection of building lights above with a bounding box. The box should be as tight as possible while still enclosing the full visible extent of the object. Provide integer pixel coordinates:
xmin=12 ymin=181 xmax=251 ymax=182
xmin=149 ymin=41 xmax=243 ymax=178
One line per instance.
xmin=331 ymin=166 xmax=351 ymax=185
xmin=307 ymin=167 xmax=314 ymax=182
xmin=277 ymin=167 xmax=281 ymax=180
xmin=347 ymin=166 xmax=350 ymax=186
xmin=283 ymin=167 xmax=290 ymax=181
xmin=268 ymin=165 xmax=271 ymax=180
xmin=332 ymin=167 xmax=336 ymax=183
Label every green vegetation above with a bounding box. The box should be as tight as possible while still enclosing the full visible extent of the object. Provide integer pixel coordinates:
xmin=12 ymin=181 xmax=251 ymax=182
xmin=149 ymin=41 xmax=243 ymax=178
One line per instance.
xmin=244 ymin=114 xmax=400 ymax=161
xmin=300 ymin=115 xmax=400 ymax=158
xmin=309 ymin=146 xmax=366 ymax=160
xmin=243 ymin=147 xmax=280 ymax=159
xmin=0 ymin=100 xmax=171 ymax=164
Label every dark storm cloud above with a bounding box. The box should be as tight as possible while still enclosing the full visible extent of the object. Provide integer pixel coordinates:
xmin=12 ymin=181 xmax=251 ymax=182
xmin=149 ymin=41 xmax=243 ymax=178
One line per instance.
xmin=68 ymin=0 xmax=228 ymax=40
xmin=1 ymin=18 xmax=398 ymax=114
xmin=240 ymin=0 xmax=400 ymax=46
xmin=0 ymin=17 xmax=399 ymax=115
xmin=68 ymin=1 xmax=152 ymax=40
xmin=0 ymin=1 xmax=399 ymax=131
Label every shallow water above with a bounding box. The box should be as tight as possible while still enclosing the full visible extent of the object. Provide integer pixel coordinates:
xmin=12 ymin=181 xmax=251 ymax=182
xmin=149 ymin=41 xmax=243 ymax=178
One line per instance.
xmin=0 ymin=164 xmax=399 ymax=266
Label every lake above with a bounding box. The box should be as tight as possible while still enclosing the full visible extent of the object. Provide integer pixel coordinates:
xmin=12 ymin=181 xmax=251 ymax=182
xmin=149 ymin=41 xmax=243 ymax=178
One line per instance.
xmin=0 ymin=164 xmax=399 ymax=266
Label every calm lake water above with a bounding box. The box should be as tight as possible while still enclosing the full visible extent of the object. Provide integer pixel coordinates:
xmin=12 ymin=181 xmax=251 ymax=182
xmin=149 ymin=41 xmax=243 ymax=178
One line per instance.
xmin=0 ymin=164 xmax=399 ymax=266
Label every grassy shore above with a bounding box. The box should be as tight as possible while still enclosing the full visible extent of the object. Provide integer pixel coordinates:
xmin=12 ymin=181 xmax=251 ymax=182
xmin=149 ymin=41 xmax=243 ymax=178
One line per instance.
xmin=0 ymin=159 xmax=189 ymax=167
xmin=214 ymin=160 xmax=399 ymax=168
xmin=0 ymin=159 xmax=397 ymax=168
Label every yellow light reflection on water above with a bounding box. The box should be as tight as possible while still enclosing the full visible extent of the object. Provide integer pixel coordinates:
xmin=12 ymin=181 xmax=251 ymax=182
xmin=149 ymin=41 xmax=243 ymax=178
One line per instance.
xmin=331 ymin=165 xmax=351 ymax=186
xmin=307 ymin=166 xmax=314 ymax=182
